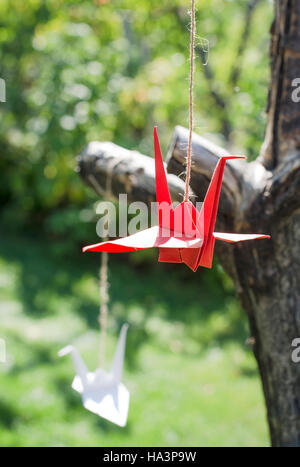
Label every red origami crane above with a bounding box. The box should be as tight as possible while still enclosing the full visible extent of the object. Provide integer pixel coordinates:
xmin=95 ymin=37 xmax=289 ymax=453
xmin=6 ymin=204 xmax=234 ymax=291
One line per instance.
xmin=83 ymin=127 xmax=270 ymax=271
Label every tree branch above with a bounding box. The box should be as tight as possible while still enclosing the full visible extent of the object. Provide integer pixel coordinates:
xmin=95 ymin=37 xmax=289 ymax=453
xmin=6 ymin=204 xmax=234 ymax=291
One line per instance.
xmin=78 ymin=126 xmax=277 ymax=231
xmin=78 ymin=127 xmax=262 ymax=230
xmin=229 ymin=0 xmax=263 ymax=89
xmin=77 ymin=141 xmax=185 ymax=204
xmin=196 ymin=46 xmax=232 ymax=141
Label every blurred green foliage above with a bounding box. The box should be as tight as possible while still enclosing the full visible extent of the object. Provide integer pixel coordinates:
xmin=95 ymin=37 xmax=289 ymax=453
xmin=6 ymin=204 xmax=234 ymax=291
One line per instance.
xmin=0 ymin=0 xmax=272 ymax=240
xmin=0 ymin=0 xmax=274 ymax=446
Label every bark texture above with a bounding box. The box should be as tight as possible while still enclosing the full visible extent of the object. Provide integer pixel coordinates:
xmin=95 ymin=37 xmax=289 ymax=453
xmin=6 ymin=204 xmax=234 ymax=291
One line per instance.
xmin=78 ymin=141 xmax=185 ymax=204
xmin=78 ymin=0 xmax=300 ymax=446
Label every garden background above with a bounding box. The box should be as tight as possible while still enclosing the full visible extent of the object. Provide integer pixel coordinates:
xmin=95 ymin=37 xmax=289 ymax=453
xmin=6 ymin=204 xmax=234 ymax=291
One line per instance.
xmin=0 ymin=0 xmax=273 ymax=446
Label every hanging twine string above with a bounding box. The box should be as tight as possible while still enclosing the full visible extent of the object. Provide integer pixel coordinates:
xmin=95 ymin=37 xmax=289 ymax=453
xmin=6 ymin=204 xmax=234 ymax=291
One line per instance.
xmin=98 ymin=173 xmax=111 ymax=368
xmin=98 ymin=2 xmax=196 ymax=362
xmin=184 ymin=0 xmax=196 ymax=202
xmin=98 ymin=159 xmax=119 ymax=368
xmin=99 ymin=249 xmax=109 ymax=368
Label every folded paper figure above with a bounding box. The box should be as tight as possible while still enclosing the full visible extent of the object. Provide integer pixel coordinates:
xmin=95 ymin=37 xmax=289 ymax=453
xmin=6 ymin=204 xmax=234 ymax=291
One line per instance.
xmin=83 ymin=127 xmax=270 ymax=271
xmin=59 ymin=324 xmax=129 ymax=427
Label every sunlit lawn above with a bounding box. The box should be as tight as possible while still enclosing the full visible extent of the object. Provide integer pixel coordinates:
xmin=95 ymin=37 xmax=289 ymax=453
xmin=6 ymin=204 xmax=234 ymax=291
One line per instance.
xmin=0 ymin=226 xmax=269 ymax=446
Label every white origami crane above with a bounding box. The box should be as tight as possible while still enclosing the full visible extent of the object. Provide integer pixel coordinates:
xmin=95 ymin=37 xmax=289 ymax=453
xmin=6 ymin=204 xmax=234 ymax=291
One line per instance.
xmin=59 ymin=324 xmax=129 ymax=427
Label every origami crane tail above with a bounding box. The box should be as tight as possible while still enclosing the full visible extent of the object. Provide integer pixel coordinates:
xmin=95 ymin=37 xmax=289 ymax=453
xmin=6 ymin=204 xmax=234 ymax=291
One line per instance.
xmin=154 ymin=126 xmax=174 ymax=230
xmin=58 ymin=345 xmax=89 ymax=387
xmin=197 ymin=155 xmax=246 ymax=269
xmin=110 ymin=324 xmax=129 ymax=384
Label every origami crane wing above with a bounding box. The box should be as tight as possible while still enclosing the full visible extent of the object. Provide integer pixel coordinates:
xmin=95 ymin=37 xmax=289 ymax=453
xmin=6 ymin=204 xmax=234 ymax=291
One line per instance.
xmin=213 ymin=232 xmax=270 ymax=242
xmin=83 ymin=226 xmax=202 ymax=253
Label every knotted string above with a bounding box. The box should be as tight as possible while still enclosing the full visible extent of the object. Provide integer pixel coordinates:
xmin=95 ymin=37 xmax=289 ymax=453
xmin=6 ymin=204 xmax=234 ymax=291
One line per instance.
xmin=184 ymin=0 xmax=196 ymax=202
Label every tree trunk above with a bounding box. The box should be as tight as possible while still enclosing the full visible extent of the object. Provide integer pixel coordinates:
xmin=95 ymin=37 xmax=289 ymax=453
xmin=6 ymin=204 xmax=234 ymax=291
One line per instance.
xmin=78 ymin=0 xmax=300 ymax=446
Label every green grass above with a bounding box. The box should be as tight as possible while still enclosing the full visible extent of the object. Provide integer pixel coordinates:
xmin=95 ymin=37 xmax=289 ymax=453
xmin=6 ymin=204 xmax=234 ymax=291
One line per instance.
xmin=0 ymin=227 xmax=269 ymax=446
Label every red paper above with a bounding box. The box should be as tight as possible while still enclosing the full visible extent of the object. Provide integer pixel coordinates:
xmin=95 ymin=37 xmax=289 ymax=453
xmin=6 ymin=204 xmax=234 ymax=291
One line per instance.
xmin=83 ymin=127 xmax=270 ymax=271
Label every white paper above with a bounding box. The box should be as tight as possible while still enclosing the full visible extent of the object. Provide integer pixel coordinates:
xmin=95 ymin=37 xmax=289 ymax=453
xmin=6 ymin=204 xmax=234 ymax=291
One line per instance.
xmin=59 ymin=324 xmax=129 ymax=427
